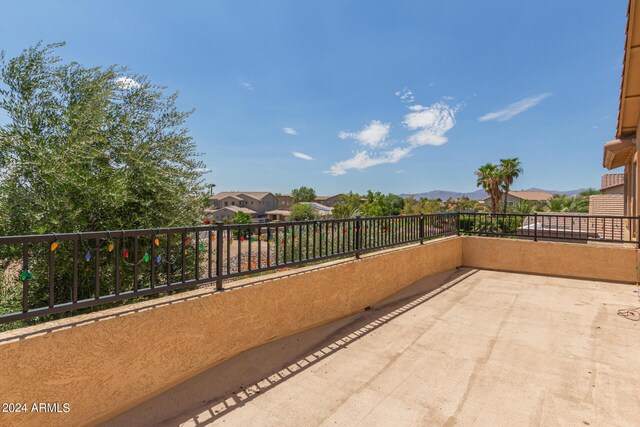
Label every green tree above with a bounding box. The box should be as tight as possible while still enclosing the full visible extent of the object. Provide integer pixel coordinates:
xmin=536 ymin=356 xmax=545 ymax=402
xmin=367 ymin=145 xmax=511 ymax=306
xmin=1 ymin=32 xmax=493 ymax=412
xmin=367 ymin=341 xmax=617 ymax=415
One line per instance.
xmin=508 ymin=200 xmax=534 ymax=214
xmin=401 ymin=197 xmax=443 ymax=214
xmin=0 ymin=42 xmax=205 ymax=235
xmin=499 ymin=158 xmax=523 ymax=214
xmin=385 ymin=194 xmax=405 ymax=215
xmin=332 ymin=192 xmax=363 ymax=218
xmin=475 ymin=163 xmax=503 ymax=214
xmin=443 ymin=197 xmax=480 ymax=212
xmin=232 ymin=211 xmax=253 ymax=224
xmin=0 ymin=42 xmax=206 ymax=322
xmin=291 ymin=186 xmax=316 ymax=203
xmin=231 ymin=211 xmax=253 ymax=238
xmin=290 ymin=203 xmax=316 ymax=220
xmin=544 ymin=194 xmax=572 ymax=212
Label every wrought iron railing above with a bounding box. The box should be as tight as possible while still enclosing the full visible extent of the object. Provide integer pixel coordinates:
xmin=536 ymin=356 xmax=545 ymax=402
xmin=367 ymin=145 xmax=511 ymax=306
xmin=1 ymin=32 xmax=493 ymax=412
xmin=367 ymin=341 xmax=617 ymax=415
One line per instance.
xmin=0 ymin=213 xmax=458 ymax=324
xmin=459 ymin=212 xmax=638 ymax=245
xmin=0 ymin=211 xmax=636 ymax=325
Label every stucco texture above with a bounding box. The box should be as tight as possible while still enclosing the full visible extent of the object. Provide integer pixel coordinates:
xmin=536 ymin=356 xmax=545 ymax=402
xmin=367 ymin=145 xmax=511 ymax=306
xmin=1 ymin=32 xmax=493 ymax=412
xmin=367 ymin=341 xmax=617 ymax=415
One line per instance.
xmin=462 ymin=236 xmax=639 ymax=283
xmin=0 ymin=237 xmax=462 ymax=427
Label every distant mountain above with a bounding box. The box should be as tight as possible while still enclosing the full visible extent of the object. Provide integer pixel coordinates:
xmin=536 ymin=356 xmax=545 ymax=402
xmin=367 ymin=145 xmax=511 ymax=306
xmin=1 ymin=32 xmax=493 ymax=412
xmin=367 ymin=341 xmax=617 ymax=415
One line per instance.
xmin=401 ymin=189 xmax=487 ymax=200
xmin=401 ymin=187 xmax=589 ymax=200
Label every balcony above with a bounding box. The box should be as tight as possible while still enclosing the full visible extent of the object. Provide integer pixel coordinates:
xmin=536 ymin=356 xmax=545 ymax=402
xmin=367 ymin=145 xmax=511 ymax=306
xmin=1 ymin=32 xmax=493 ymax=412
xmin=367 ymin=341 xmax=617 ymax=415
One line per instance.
xmin=0 ymin=215 xmax=639 ymax=426
xmin=107 ymin=269 xmax=640 ymax=427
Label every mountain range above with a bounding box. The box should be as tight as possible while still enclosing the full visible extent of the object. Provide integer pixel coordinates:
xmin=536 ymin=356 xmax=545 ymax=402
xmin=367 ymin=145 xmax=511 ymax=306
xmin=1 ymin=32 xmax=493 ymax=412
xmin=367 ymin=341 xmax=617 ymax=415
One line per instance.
xmin=400 ymin=187 xmax=588 ymax=200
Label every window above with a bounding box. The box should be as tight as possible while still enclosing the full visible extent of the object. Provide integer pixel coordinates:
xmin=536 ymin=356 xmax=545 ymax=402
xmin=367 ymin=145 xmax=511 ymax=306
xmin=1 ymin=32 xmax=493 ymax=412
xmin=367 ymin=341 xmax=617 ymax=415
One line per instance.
xmin=225 ymin=201 xmax=228 ymax=206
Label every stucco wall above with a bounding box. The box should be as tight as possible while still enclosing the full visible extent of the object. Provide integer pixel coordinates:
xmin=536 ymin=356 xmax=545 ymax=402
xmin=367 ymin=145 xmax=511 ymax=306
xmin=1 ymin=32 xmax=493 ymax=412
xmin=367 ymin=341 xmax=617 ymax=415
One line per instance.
xmin=462 ymin=236 xmax=638 ymax=283
xmin=0 ymin=236 xmax=462 ymax=427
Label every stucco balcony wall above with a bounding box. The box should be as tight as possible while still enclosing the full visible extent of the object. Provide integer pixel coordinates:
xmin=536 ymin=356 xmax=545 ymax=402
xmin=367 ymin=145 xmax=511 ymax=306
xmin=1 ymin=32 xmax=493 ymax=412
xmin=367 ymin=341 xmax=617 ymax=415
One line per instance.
xmin=0 ymin=237 xmax=462 ymax=427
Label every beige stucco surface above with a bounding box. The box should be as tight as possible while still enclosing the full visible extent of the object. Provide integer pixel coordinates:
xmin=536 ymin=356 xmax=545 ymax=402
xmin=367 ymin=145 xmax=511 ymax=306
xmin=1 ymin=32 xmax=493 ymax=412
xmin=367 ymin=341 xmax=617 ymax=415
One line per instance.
xmin=107 ymin=269 xmax=640 ymax=427
xmin=462 ymin=236 xmax=639 ymax=283
xmin=0 ymin=237 xmax=462 ymax=427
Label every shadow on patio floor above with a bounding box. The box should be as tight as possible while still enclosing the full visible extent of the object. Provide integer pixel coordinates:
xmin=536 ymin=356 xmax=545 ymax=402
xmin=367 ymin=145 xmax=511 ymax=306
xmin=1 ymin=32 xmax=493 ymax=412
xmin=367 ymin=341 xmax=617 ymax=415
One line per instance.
xmin=103 ymin=267 xmax=478 ymax=427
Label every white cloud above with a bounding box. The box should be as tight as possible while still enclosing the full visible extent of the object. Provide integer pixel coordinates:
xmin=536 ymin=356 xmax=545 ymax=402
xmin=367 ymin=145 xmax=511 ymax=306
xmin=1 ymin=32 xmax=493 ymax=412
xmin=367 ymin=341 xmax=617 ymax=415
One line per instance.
xmin=292 ymin=151 xmax=314 ymax=161
xmin=478 ymin=93 xmax=551 ymax=122
xmin=239 ymin=80 xmax=253 ymax=91
xmin=115 ymin=77 xmax=141 ymax=90
xmin=396 ymin=169 xmax=405 ymax=174
xmin=283 ymin=127 xmax=297 ymax=135
xmin=394 ymin=87 xmax=415 ymax=103
xmin=326 ymin=148 xmax=410 ymax=176
xmin=403 ymin=102 xmax=457 ymax=147
xmin=338 ymin=120 xmax=390 ymax=149
xmin=327 ymin=100 xmax=459 ymax=176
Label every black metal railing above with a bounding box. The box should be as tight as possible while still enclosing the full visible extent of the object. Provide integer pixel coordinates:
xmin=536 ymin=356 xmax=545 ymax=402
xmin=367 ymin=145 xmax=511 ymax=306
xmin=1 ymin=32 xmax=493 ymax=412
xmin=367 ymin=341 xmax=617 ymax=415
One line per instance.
xmin=0 ymin=213 xmax=458 ymax=324
xmin=459 ymin=212 xmax=638 ymax=245
xmin=0 ymin=211 xmax=636 ymax=326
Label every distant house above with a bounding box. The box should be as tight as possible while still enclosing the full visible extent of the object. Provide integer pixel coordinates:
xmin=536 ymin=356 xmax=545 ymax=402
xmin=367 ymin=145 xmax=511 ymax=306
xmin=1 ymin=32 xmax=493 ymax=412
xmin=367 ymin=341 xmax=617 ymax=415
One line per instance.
xmin=204 ymin=206 xmax=258 ymax=222
xmin=276 ymin=194 xmax=294 ymax=211
xmin=313 ymin=194 xmax=344 ymax=208
xmin=266 ymin=202 xmax=334 ymax=221
xmin=589 ymin=174 xmax=624 ymax=216
xmin=300 ymin=202 xmax=333 ymax=216
xmin=207 ymin=192 xmax=279 ymax=221
xmin=482 ymin=190 xmax=553 ymax=209
xmin=264 ymin=210 xmax=291 ymax=221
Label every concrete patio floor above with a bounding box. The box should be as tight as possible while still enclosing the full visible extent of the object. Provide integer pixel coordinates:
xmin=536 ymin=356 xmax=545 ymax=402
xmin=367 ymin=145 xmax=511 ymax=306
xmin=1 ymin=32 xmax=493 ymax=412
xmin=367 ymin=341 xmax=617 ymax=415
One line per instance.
xmin=105 ymin=268 xmax=640 ymax=427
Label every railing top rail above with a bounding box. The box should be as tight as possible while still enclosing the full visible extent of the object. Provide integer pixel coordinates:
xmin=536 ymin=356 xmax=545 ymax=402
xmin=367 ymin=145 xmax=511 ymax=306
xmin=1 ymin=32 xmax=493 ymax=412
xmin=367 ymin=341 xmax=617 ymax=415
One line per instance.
xmin=461 ymin=212 xmax=638 ymax=220
xmin=0 ymin=213 xmax=461 ymax=242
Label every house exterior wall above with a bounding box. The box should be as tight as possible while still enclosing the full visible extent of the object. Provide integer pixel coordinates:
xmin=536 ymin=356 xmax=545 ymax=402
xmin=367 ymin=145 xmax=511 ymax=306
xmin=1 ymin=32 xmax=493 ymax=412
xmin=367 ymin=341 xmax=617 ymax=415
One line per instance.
xmin=212 ymin=196 xmax=246 ymax=209
xmin=210 ymin=194 xmax=278 ymax=216
xmin=207 ymin=208 xmax=256 ymax=222
xmin=315 ymin=195 xmax=342 ymax=208
xmin=601 ymin=185 xmax=624 ymax=195
xmin=235 ymin=194 xmax=278 ymax=215
xmin=277 ymin=195 xmax=293 ymax=210
xmin=589 ymin=194 xmax=624 ymax=216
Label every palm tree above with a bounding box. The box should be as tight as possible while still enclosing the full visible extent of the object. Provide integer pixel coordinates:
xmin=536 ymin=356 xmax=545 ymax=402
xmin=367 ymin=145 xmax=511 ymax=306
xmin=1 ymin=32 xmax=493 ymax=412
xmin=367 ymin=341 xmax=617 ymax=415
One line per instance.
xmin=509 ymin=200 xmax=534 ymax=215
xmin=475 ymin=163 xmax=503 ymax=214
xmin=544 ymin=194 xmax=571 ymax=212
xmin=499 ymin=158 xmax=523 ymax=214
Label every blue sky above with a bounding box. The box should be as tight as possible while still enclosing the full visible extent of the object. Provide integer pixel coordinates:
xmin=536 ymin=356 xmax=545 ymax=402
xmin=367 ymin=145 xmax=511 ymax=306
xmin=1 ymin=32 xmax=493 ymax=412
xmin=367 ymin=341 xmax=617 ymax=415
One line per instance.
xmin=0 ymin=0 xmax=628 ymax=195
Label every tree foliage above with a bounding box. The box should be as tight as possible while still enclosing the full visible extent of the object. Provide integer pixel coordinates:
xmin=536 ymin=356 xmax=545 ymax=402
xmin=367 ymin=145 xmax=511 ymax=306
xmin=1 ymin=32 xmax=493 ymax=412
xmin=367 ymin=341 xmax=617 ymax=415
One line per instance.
xmin=332 ymin=191 xmax=404 ymax=218
xmin=0 ymin=42 xmax=206 ymax=325
xmin=291 ymin=186 xmax=316 ymax=203
xmin=543 ymin=190 xmax=596 ymax=213
xmin=290 ymin=203 xmax=316 ymax=221
xmin=475 ymin=158 xmax=523 ymax=214
xmin=499 ymin=158 xmax=523 ymax=214
xmin=0 ymin=42 xmax=206 ymax=235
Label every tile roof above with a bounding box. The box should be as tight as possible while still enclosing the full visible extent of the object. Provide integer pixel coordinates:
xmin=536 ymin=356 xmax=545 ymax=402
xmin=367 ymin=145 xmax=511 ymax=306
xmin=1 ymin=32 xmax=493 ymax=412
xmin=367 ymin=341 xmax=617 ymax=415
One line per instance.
xmin=210 ymin=192 xmax=273 ymax=201
xmin=601 ymin=173 xmax=624 ymax=190
xmin=509 ymin=191 xmax=554 ymax=201
xmin=265 ymin=210 xmax=292 ymax=216
xmin=204 ymin=206 xmax=257 ymax=215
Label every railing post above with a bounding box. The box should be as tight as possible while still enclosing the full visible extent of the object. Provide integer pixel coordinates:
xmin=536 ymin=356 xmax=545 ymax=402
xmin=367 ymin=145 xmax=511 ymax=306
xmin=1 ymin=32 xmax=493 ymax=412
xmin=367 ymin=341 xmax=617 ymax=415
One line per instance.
xmin=215 ymin=221 xmax=224 ymax=291
xmin=420 ymin=213 xmax=425 ymax=245
xmin=456 ymin=211 xmax=461 ymax=236
xmin=636 ymin=216 xmax=640 ymax=249
xmin=534 ymin=212 xmax=538 ymax=242
xmin=355 ymin=216 xmax=362 ymax=259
